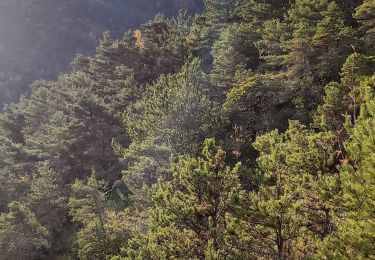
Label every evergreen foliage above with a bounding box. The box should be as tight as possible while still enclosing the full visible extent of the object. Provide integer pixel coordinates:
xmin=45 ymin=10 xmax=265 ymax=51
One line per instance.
xmin=0 ymin=0 xmax=374 ymax=258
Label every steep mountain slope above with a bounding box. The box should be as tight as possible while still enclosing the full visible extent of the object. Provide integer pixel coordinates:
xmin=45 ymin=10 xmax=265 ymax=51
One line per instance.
xmin=0 ymin=0 xmax=203 ymax=107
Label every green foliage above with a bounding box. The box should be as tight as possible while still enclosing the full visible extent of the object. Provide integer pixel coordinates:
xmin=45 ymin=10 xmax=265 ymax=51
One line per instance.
xmin=313 ymin=82 xmax=349 ymax=133
xmin=126 ymin=139 xmax=242 ymax=258
xmin=211 ymin=23 xmax=260 ymax=94
xmin=313 ymin=1 xmax=356 ymax=81
xmin=0 ymin=0 xmax=202 ymax=107
xmin=69 ymin=173 xmax=108 ymax=226
xmin=257 ymin=19 xmax=290 ymax=70
xmin=313 ymin=53 xmax=375 ymax=155
xmin=240 ymin=0 xmax=291 ymax=25
xmin=354 ymin=0 xmax=375 ymax=51
xmin=0 ymin=201 xmax=49 ymax=259
xmin=125 ymin=59 xmax=222 ymax=153
xmin=68 ymin=173 xmax=113 ymax=259
xmin=227 ymin=121 xmax=336 ymax=259
xmin=205 ymin=0 xmax=243 ymax=27
xmin=317 ymin=75 xmax=375 ymax=259
xmin=222 ymin=73 xmax=295 ymax=165
xmin=26 ymin=162 xmax=66 ymax=229
xmin=0 ymin=0 xmax=374 ymax=258
xmin=114 ymin=138 xmax=172 ymax=210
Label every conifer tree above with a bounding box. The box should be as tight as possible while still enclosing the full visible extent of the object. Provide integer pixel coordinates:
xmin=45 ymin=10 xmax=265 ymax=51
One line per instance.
xmin=240 ymin=0 xmax=291 ymax=25
xmin=222 ymin=74 xmax=294 ymax=164
xmin=126 ymin=139 xmax=242 ymax=258
xmin=286 ymin=0 xmax=333 ymax=118
xmin=205 ymin=0 xmax=243 ymax=28
xmin=227 ymin=121 xmax=336 ymax=259
xmin=287 ymin=21 xmax=316 ymax=80
xmin=0 ymin=202 xmax=49 ymax=259
xmin=211 ymin=23 xmax=260 ymax=94
xmin=188 ymin=0 xmax=244 ymax=70
xmin=0 ymin=125 xmax=33 ymax=210
xmin=317 ymin=75 xmax=375 ymax=259
xmin=313 ymin=1 xmax=356 ymax=81
xmin=354 ymin=0 xmax=375 ymax=52
xmin=68 ymin=173 xmax=111 ymax=259
xmin=125 ymin=59 xmax=222 ymax=153
xmin=26 ymin=161 xmax=66 ymax=236
xmin=0 ymin=1 xmax=373 ymax=258
xmin=313 ymin=53 xmax=375 ymax=156
xmin=113 ymin=138 xmax=172 ymax=211
xmin=257 ymin=19 xmax=290 ymax=71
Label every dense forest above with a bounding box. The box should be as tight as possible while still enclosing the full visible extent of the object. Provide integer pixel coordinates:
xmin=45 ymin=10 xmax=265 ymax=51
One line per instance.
xmin=0 ymin=0 xmax=374 ymax=259
xmin=0 ymin=0 xmax=203 ymax=107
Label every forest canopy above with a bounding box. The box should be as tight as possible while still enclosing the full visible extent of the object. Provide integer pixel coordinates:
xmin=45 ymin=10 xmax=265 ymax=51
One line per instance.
xmin=0 ymin=0 xmax=374 ymax=259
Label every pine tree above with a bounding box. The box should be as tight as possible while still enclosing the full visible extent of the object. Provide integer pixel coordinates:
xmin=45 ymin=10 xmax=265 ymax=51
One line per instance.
xmin=21 ymin=73 xmax=129 ymax=183
xmin=205 ymin=0 xmax=243 ymax=28
xmin=222 ymin=73 xmax=294 ymax=165
xmin=188 ymin=0 xmax=244 ymax=70
xmin=354 ymin=0 xmax=375 ymax=52
xmin=257 ymin=19 xmax=290 ymax=71
xmin=68 ymin=173 xmax=111 ymax=259
xmin=0 ymin=1 xmax=373 ymax=258
xmin=240 ymin=0 xmax=291 ymax=25
xmin=126 ymin=139 xmax=242 ymax=258
xmin=287 ymin=21 xmax=316 ymax=80
xmin=124 ymin=59 xmax=222 ymax=153
xmin=317 ymin=75 xmax=375 ymax=259
xmin=0 ymin=201 xmax=49 ymax=259
xmin=69 ymin=173 xmax=108 ymax=227
xmin=113 ymin=138 xmax=172 ymax=211
xmin=313 ymin=82 xmax=349 ymax=151
xmin=0 ymin=105 xmax=34 ymax=210
xmin=210 ymin=23 xmax=260 ymax=95
xmin=140 ymin=13 xmax=192 ymax=78
xmin=227 ymin=121 xmax=336 ymax=259
xmin=286 ymin=0 xmax=333 ymax=119
xmin=313 ymin=1 xmax=356 ymax=81
xmin=26 ymin=161 xmax=67 ymax=238
xmin=313 ymin=53 xmax=375 ymax=157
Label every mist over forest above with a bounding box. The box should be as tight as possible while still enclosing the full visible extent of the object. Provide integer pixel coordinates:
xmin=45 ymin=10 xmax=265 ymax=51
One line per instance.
xmin=0 ymin=0 xmax=203 ymax=106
